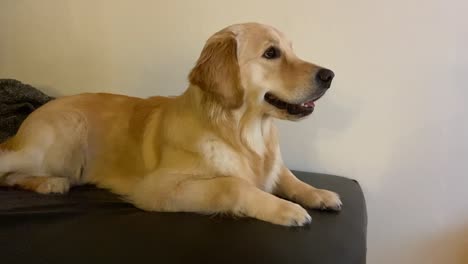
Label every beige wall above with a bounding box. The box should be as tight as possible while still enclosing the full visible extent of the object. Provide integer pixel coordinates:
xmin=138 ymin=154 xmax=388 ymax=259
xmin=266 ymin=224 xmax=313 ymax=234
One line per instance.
xmin=1 ymin=1 xmax=467 ymax=263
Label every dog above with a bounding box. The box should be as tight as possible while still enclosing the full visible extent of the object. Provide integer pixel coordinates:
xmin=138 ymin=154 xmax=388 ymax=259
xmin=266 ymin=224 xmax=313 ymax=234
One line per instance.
xmin=0 ymin=22 xmax=341 ymax=226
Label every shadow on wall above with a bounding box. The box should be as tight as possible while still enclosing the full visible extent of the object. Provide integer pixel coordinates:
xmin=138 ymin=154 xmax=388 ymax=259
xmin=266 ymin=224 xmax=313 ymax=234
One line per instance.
xmin=135 ymin=57 xmax=194 ymax=98
xmin=314 ymin=94 xmax=358 ymax=136
xmin=33 ymin=55 xmax=194 ymax=99
xmin=36 ymin=85 xmax=64 ymax=98
xmin=278 ymin=89 xmax=360 ymax=174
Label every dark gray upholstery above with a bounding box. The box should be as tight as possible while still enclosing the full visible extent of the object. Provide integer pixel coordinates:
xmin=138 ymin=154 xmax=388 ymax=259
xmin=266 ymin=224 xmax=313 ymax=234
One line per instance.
xmin=0 ymin=79 xmax=54 ymax=142
xmin=0 ymin=171 xmax=366 ymax=264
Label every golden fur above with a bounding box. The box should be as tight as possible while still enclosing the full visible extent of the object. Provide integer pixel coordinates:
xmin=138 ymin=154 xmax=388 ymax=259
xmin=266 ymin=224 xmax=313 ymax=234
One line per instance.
xmin=0 ymin=23 xmax=341 ymax=226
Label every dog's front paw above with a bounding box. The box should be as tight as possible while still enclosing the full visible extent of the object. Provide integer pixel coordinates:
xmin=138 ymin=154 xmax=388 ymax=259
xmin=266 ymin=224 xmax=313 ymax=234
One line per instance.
xmin=303 ymin=189 xmax=342 ymax=211
xmin=268 ymin=201 xmax=312 ymax=227
xmin=36 ymin=178 xmax=70 ymax=194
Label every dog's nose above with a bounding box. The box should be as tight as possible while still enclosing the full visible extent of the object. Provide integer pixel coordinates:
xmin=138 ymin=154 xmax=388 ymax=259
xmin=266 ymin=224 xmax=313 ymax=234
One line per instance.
xmin=316 ymin=68 xmax=335 ymax=88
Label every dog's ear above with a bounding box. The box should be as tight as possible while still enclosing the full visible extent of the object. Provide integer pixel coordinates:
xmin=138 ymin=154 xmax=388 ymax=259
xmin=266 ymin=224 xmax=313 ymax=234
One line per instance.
xmin=189 ymin=31 xmax=243 ymax=109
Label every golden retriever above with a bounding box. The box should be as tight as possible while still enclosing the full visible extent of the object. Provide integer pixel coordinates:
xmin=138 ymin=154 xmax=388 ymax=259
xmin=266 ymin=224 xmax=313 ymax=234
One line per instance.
xmin=0 ymin=22 xmax=341 ymax=226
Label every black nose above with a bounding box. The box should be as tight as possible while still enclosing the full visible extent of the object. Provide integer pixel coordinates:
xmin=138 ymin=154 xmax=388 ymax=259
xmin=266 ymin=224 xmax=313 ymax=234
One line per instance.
xmin=316 ymin=68 xmax=335 ymax=88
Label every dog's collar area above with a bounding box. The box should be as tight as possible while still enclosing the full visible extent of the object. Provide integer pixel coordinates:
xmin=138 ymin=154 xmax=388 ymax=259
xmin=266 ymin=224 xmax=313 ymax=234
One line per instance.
xmin=264 ymin=92 xmax=315 ymax=116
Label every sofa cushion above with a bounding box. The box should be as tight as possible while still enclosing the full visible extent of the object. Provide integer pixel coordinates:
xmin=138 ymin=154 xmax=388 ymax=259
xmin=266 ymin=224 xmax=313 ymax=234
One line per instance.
xmin=0 ymin=171 xmax=367 ymax=264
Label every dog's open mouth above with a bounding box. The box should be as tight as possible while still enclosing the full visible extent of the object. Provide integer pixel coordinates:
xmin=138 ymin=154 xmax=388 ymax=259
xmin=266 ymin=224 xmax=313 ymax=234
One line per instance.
xmin=264 ymin=92 xmax=322 ymax=116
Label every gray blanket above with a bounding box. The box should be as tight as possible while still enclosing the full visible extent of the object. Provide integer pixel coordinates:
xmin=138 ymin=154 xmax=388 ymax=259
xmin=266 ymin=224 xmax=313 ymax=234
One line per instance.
xmin=0 ymin=79 xmax=54 ymax=143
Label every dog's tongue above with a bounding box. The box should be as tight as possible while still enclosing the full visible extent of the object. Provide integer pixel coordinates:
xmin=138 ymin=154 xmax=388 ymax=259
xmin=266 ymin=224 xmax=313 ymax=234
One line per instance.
xmin=303 ymin=100 xmax=315 ymax=108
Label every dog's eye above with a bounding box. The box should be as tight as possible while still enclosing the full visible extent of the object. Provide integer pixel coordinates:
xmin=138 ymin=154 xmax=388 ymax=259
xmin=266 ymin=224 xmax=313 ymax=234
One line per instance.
xmin=262 ymin=47 xmax=281 ymax=59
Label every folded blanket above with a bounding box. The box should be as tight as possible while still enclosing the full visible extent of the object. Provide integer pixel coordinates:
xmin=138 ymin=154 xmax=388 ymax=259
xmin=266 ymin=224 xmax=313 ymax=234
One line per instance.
xmin=0 ymin=79 xmax=54 ymax=143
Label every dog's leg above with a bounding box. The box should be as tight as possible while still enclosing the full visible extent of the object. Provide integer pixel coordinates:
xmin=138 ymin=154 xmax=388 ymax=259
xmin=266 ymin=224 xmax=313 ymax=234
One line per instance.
xmin=274 ymin=168 xmax=342 ymax=211
xmin=131 ymin=175 xmax=312 ymax=226
xmin=0 ymin=148 xmax=69 ymax=194
xmin=0 ymin=144 xmax=25 ymax=176
xmin=2 ymin=173 xmax=70 ymax=194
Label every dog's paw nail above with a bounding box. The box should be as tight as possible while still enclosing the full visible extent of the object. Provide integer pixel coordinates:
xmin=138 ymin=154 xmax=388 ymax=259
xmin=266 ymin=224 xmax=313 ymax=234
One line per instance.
xmin=306 ymin=189 xmax=342 ymax=211
xmin=272 ymin=202 xmax=311 ymax=226
xmin=36 ymin=178 xmax=70 ymax=194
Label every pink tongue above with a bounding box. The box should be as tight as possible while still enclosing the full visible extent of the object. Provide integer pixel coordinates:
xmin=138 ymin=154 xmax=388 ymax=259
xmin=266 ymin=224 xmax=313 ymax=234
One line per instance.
xmin=304 ymin=100 xmax=315 ymax=107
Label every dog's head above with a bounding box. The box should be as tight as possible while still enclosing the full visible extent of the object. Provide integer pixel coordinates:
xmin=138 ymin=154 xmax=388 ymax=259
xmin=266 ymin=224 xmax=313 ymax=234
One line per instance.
xmin=189 ymin=22 xmax=334 ymax=120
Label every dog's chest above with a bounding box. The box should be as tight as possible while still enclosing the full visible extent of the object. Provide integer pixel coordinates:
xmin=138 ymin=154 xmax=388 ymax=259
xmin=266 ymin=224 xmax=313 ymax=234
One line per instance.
xmin=200 ymin=135 xmax=280 ymax=192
